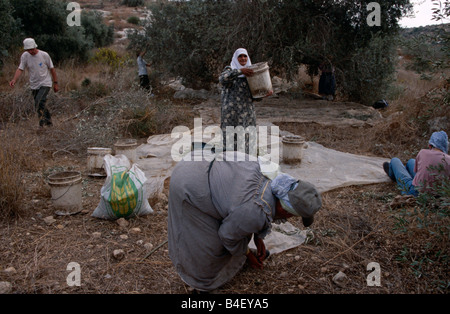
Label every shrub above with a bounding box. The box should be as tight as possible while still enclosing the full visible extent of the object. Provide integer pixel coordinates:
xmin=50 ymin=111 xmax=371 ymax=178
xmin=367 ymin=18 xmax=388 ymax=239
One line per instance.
xmin=90 ymin=48 xmax=130 ymax=71
xmin=129 ymin=0 xmax=410 ymax=101
xmin=340 ymin=34 xmax=397 ymax=105
xmin=0 ymin=0 xmax=21 ymax=70
xmin=81 ymin=10 xmax=115 ymax=48
xmin=122 ymin=0 xmax=144 ymax=7
xmin=127 ymin=16 xmax=140 ymax=25
xmin=9 ymin=0 xmax=114 ymax=64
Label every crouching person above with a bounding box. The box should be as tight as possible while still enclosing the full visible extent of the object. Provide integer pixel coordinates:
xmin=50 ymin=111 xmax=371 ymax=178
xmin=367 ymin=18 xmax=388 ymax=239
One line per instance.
xmin=168 ymin=152 xmax=322 ymax=292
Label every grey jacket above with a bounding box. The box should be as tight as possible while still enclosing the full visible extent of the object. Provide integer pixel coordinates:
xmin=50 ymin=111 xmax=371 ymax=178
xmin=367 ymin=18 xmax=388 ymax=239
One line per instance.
xmin=168 ymin=154 xmax=275 ymax=291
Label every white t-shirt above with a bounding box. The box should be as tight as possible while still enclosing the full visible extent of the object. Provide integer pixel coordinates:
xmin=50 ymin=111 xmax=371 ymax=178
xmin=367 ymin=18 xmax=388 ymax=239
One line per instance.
xmin=18 ymin=50 xmax=54 ymax=90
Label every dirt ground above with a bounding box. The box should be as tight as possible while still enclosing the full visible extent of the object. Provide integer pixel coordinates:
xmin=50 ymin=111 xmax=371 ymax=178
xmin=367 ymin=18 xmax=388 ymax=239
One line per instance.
xmin=0 ymin=92 xmax=448 ymax=296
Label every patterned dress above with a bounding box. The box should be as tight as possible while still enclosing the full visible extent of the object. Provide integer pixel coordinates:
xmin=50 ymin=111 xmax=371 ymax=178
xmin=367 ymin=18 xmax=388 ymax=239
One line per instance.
xmin=219 ymin=66 xmax=256 ymax=152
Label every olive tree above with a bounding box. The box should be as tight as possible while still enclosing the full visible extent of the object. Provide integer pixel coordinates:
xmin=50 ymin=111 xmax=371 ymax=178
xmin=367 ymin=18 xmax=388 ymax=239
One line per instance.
xmin=130 ymin=0 xmax=412 ymax=104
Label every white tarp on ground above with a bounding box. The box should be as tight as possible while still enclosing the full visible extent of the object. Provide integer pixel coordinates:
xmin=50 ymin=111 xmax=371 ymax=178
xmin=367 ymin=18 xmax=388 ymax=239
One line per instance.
xmin=136 ymin=132 xmax=390 ymax=198
xmin=135 ymin=131 xmax=391 ymax=255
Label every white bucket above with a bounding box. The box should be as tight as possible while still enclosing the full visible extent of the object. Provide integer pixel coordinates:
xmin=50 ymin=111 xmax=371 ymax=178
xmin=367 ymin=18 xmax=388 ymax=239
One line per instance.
xmin=87 ymin=147 xmax=112 ymax=174
xmin=282 ymin=135 xmax=306 ymax=164
xmin=114 ymin=138 xmax=138 ymax=163
xmin=47 ymin=171 xmax=82 ymax=211
xmin=246 ymin=62 xmax=272 ymax=98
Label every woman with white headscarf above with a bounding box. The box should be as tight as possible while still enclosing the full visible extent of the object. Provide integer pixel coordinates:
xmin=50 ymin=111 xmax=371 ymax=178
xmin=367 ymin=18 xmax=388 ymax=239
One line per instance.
xmin=219 ymin=48 xmax=271 ymax=153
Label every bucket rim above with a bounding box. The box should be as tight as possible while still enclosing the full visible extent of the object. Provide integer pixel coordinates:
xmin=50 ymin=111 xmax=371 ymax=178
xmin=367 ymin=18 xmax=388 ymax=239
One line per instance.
xmin=48 ymin=171 xmax=81 ymax=180
xmin=47 ymin=171 xmax=82 ymax=186
xmin=114 ymin=138 xmax=138 ymax=147
xmin=247 ymin=62 xmax=269 ymax=73
xmin=88 ymin=147 xmax=113 ymax=153
xmin=48 ymin=176 xmax=82 ymax=186
xmin=282 ymin=135 xmax=305 ymax=144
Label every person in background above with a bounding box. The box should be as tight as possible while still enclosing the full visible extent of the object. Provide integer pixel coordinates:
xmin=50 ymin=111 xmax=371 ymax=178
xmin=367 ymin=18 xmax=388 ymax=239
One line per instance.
xmin=318 ymin=58 xmax=336 ymax=101
xmin=168 ymin=151 xmax=322 ymax=292
xmin=219 ymin=48 xmax=272 ymax=153
xmin=383 ymin=131 xmax=450 ymax=196
xmin=137 ymin=51 xmax=151 ymax=90
xmin=9 ymin=38 xmax=59 ymax=127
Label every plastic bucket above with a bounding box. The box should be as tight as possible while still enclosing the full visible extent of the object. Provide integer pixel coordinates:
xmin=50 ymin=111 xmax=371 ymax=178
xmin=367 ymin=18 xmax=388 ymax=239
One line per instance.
xmin=282 ymin=135 xmax=306 ymax=164
xmin=87 ymin=147 xmax=112 ymax=174
xmin=246 ymin=62 xmax=272 ymax=98
xmin=47 ymin=171 xmax=82 ymax=211
xmin=114 ymin=138 xmax=138 ymax=163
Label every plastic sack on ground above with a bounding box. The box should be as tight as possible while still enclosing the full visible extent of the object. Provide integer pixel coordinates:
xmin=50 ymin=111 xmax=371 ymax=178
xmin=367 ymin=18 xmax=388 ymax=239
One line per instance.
xmin=92 ymin=154 xmax=153 ymax=220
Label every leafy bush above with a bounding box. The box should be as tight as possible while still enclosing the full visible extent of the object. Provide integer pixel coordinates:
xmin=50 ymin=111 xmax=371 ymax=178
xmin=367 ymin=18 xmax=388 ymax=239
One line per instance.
xmin=90 ymin=48 xmax=130 ymax=71
xmin=129 ymin=0 xmax=411 ymax=101
xmin=127 ymin=16 xmax=140 ymax=25
xmin=81 ymin=10 xmax=115 ymax=48
xmin=340 ymin=34 xmax=397 ymax=105
xmin=122 ymin=0 xmax=144 ymax=7
xmin=128 ymin=0 xmax=234 ymax=89
xmin=8 ymin=0 xmax=114 ymax=63
xmin=0 ymin=0 xmax=21 ymax=68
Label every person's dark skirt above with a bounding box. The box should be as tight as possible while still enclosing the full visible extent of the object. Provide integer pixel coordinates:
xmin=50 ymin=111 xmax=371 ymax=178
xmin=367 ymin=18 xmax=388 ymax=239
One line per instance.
xmin=318 ymin=72 xmax=336 ymax=97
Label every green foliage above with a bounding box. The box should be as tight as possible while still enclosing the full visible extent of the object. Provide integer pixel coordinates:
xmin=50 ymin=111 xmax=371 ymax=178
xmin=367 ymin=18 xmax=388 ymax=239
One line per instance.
xmin=129 ymin=0 xmax=411 ymax=102
xmin=400 ymin=26 xmax=448 ymax=73
xmin=122 ymin=0 xmax=144 ymax=7
xmin=341 ymin=34 xmax=397 ymax=105
xmin=0 ymin=0 xmax=21 ymax=65
xmin=91 ymin=48 xmax=130 ymax=71
xmin=5 ymin=0 xmax=114 ymax=64
xmin=81 ymin=10 xmax=115 ymax=48
xmin=128 ymin=0 xmax=234 ymax=88
xmin=127 ymin=16 xmax=140 ymax=25
xmin=400 ymin=1 xmax=449 ymax=75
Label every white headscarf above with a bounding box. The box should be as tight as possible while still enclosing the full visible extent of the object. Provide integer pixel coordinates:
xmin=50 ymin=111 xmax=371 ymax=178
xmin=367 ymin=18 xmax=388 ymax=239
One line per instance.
xmin=231 ymin=48 xmax=252 ymax=77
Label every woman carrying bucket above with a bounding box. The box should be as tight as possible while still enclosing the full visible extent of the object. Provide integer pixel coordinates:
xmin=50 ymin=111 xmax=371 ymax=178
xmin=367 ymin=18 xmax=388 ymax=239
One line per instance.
xmin=219 ymin=48 xmax=272 ymax=155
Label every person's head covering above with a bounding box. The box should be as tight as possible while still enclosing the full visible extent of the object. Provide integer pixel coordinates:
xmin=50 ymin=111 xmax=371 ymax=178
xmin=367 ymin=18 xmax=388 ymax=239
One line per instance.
xmin=271 ymin=173 xmax=322 ymax=227
xmin=230 ymin=48 xmax=252 ymax=77
xmin=23 ymin=38 xmax=37 ymax=50
xmin=429 ymin=131 xmax=448 ymax=154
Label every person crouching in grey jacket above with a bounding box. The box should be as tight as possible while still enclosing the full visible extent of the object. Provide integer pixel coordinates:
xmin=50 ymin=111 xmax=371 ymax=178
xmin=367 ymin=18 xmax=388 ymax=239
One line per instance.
xmin=168 ymin=152 xmax=322 ymax=292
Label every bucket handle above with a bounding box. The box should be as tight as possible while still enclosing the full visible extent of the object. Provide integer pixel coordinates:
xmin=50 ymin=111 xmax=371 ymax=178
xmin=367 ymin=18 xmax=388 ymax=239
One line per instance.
xmin=49 ymin=181 xmax=80 ymax=201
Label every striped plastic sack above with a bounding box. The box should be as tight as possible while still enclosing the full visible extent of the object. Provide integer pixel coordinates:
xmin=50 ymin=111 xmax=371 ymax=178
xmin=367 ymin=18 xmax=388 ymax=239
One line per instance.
xmin=92 ymin=154 xmax=153 ymax=220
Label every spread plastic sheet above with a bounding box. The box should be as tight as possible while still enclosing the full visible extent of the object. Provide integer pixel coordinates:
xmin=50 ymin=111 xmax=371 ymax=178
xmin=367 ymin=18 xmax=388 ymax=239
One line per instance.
xmin=135 ymin=132 xmax=391 ymax=254
xmin=136 ymin=133 xmax=390 ymax=198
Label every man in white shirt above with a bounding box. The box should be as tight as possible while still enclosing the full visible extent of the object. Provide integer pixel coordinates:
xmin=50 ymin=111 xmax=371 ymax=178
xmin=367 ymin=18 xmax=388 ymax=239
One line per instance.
xmin=9 ymin=38 xmax=59 ymax=127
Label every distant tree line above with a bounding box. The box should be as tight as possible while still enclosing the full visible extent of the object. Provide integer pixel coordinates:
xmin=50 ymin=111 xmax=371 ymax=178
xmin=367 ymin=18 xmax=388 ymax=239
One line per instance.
xmin=398 ymin=0 xmax=449 ymax=81
xmin=129 ymin=0 xmax=412 ymax=105
xmin=0 ymin=0 xmax=114 ymax=68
